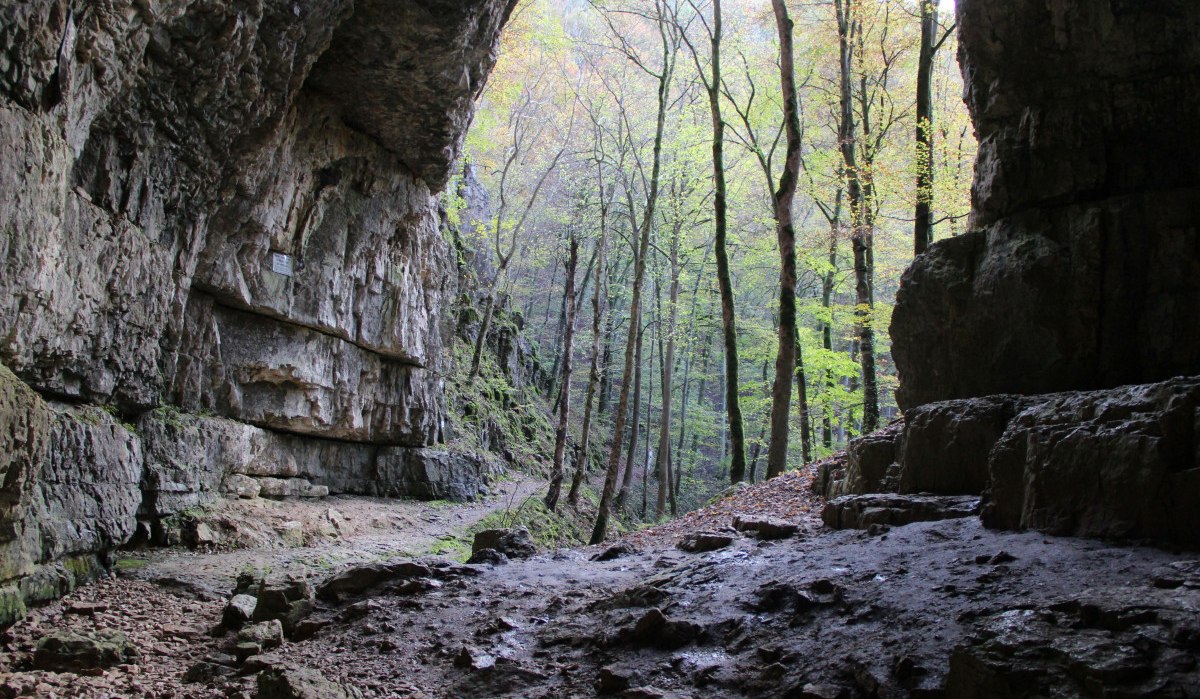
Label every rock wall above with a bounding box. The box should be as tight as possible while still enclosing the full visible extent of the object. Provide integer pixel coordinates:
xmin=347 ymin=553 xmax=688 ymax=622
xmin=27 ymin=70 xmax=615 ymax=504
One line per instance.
xmin=0 ymin=0 xmax=515 ymax=624
xmin=819 ymin=377 xmax=1200 ymax=549
xmin=891 ymin=0 xmax=1200 ymax=410
xmin=0 ymin=365 xmax=142 ymax=624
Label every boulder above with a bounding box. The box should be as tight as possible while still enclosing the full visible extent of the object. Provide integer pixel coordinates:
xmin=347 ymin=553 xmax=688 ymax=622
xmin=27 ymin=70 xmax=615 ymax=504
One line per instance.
xmin=897 ymin=395 xmax=1035 ymax=495
xmin=453 ymin=645 xmax=497 ymax=671
xmin=810 ymin=453 xmax=848 ymax=498
xmin=224 ymin=594 xmax=258 ymax=629
xmin=591 ymin=542 xmax=638 ymax=561
xmin=256 ymin=665 xmax=361 ymax=699
xmin=466 ymin=548 xmax=509 ymax=566
xmin=677 ymin=532 xmax=735 ymax=553
xmin=732 ymin=516 xmax=800 ymax=540
xmin=625 ymin=608 xmax=701 ymax=650
xmin=597 ymin=664 xmax=637 ymax=695
xmin=823 ymin=422 xmax=903 ymax=498
xmin=223 ymin=473 xmax=262 ymax=499
xmin=33 ymin=630 xmax=137 ymax=672
xmin=822 ymin=494 xmax=980 ymax=530
xmin=982 ymin=377 xmax=1200 ymax=547
xmin=317 ymin=562 xmax=432 ymax=601
xmin=472 ymin=528 xmax=537 ymax=559
xmin=253 ymin=579 xmax=315 ymax=635
xmin=238 ymin=620 xmax=284 ymax=655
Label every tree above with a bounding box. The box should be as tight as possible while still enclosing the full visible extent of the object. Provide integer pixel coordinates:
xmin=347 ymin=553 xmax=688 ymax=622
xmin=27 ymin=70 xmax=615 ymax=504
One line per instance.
xmin=591 ymin=0 xmax=680 ymax=544
xmin=833 ymin=0 xmax=880 ymax=434
xmin=567 ymin=131 xmax=616 ymax=507
xmin=543 ymin=231 xmax=579 ymax=510
xmin=469 ymin=81 xmax=573 ymax=384
xmin=678 ymin=0 xmax=748 ymax=485
xmin=913 ymin=0 xmax=956 ymax=255
xmin=764 ymin=0 xmax=804 ymax=480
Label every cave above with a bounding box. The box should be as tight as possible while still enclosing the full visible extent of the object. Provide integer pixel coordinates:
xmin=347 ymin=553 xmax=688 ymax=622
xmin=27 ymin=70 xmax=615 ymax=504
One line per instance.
xmin=1 ymin=0 xmax=1198 ymax=697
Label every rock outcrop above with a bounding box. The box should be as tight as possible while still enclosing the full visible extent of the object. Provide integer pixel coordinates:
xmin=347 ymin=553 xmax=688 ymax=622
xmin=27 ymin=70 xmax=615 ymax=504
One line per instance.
xmin=874 ymin=0 xmax=1200 ymax=552
xmin=820 ymin=376 xmax=1200 ymax=548
xmin=983 ymin=378 xmax=1200 ymax=546
xmin=891 ymin=0 xmax=1200 ymax=410
xmin=0 ymin=365 xmax=143 ymax=624
xmin=0 ymin=0 xmax=516 ymax=624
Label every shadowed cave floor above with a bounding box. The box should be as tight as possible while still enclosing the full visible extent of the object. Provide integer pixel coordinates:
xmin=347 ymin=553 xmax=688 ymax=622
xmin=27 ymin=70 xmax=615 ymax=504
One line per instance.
xmin=1 ymin=476 xmax=1198 ymax=699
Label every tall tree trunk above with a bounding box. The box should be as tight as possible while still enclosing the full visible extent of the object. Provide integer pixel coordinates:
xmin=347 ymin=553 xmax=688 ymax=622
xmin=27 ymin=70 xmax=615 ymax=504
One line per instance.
xmin=766 ymin=0 xmax=804 ymax=480
xmin=598 ymin=256 xmax=629 ymax=417
xmin=546 ymin=266 xmax=570 ymax=396
xmin=821 ymin=229 xmax=836 ymax=450
xmin=544 ymin=234 xmax=579 ymax=511
xmin=639 ymin=333 xmax=652 ymax=519
xmin=694 ymin=329 xmax=712 ymax=409
xmin=567 ymin=192 xmax=611 ymax=507
xmin=795 ymin=327 xmax=812 ymax=465
xmin=747 ymin=360 xmax=769 ymax=481
xmin=615 ymin=320 xmax=645 ymax=514
xmin=914 ymin=0 xmax=937 ymax=256
xmin=592 ymin=25 xmax=674 ymax=543
xmin=468 ymin=280 xmax=502 ymax=383
xmin=548 ymin=244 xmax=597 ymax=400
xmin=538 ymin=255 xmax=560 ymax=346
xmin=673 ymin=249 xmax=710 ymax=495
xmin=654 ymin=228 xmax=680 ymax=518
xmin=835 ymin=0 xmax=879 ymax=435
xmin=695 ymin=0 xmax=748 ymax=486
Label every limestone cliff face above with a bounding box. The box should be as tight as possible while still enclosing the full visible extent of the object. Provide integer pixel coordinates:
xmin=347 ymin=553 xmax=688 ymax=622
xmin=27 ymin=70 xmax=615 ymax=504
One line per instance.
xmin=0 ymin=0 xmax=514 ymax=623
xmin=891 ymin=0 xmax=1200 ymax=410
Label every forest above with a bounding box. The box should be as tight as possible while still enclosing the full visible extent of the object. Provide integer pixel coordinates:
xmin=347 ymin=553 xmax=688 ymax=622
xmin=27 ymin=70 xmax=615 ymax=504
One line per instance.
xmin=454 ymin=0 xmax=973 ymax=537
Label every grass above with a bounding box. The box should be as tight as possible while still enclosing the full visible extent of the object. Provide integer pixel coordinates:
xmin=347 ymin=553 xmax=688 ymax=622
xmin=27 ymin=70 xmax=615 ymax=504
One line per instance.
xmin=426 ymin=535 xmax=471 ymax=560
xmin=466 ymin=484 xmax=615 ymax=551
xmin=113 ymin=557 xmax=150 ymax=572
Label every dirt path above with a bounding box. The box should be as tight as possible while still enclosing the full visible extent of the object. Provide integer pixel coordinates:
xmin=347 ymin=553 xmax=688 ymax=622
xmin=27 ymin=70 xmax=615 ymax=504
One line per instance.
xmin=0 ymin=477 xmax=547 ymax=699
xmin=120 ymin=476 xmax=547 ymax=598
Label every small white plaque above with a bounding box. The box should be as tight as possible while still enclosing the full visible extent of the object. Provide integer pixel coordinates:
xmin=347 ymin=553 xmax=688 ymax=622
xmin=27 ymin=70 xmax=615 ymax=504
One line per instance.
xmin=271 ymin=252 xmax=294 ymax=277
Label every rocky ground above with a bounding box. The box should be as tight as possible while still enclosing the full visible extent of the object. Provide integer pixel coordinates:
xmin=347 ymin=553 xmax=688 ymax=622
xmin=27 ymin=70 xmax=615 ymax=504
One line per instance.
xmin=2 ymin=467 xmax=1198 ymax=698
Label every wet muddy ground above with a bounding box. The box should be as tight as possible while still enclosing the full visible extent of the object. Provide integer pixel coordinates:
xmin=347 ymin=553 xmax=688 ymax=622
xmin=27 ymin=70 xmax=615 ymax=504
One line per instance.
xmin=2 ymin=473 xmax=1197 ymax=698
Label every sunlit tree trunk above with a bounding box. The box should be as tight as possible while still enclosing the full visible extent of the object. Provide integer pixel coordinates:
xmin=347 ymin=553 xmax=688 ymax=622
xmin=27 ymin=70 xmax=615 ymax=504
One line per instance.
xmin=543 ymin=233 xmax=579 ymax=511
xmin=567 ymin=178 xmax=611 ymax=508
xmin=766 ymin=0 xmax=804 ymax=480
xmin=834 ymin=0 xmax=878 ymax=434
xmin=591 ymin=3 xmax=676 ymax=543
xmin=655 ymin=219 xmax=680 ymax=518
xmin=914 ymin=0 xmax=937 ymax=256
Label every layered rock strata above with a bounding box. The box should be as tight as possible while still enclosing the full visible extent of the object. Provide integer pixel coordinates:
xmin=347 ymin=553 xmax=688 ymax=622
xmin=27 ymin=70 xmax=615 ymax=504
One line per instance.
xmin=0 ymin=0 xmax=515 ymax=625
xmin=819 ymin=377 xmax=1200 ymax=548
xmin=871 ymin=0 xmax=1200 ymax=551
xmin=891 ymin=0 xmax=1200 ymax=410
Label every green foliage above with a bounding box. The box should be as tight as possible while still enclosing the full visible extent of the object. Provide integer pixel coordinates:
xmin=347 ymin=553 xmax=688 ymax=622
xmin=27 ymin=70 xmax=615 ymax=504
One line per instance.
xmin=471 ymin=485 xmax=609 ymax=551
xmin=441 ymin=172 xmax=468 ymax=228
xmin=113 ymin=557 xmax=150 ymax=572
xmin=459 ymin=0 xmax=974 ymax=522
xmin=445 ymin=317 xmax=555 ymax=476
